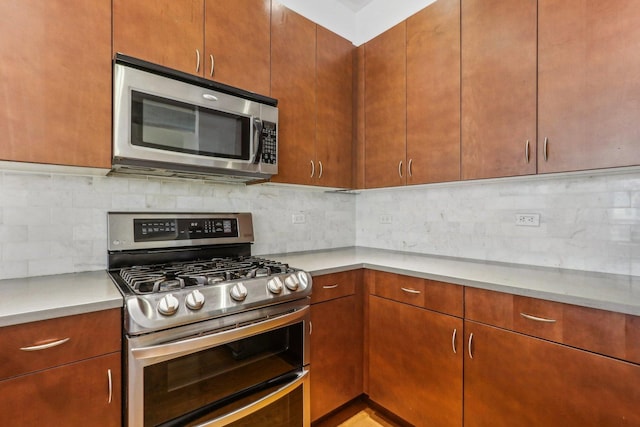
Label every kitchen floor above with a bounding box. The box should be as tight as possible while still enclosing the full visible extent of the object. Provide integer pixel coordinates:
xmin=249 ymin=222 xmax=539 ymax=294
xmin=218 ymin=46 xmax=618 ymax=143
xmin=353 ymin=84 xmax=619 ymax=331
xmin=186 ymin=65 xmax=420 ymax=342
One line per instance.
xmin=337 ymin=408 xmax=398 ymax=427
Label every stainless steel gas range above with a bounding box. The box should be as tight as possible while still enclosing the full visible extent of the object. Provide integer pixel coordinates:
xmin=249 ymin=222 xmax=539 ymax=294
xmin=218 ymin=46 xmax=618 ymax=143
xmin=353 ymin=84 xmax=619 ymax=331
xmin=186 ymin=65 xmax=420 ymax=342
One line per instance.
xmin=107 ymin=212 xmax=312 ymax=427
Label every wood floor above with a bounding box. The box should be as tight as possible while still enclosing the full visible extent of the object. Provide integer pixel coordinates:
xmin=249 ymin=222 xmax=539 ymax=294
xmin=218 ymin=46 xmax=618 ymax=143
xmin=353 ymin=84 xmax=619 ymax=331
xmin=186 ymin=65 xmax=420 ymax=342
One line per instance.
xmin=312 ymin=397 xmax=406 ymax=427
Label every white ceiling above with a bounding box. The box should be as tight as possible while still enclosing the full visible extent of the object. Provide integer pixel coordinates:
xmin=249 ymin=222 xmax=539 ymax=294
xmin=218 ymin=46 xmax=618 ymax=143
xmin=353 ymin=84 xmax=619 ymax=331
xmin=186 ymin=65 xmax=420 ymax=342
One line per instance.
xmin=277 ymin=0 xmax=436 ymax=45
xmin=336 ymin=0 xmax=375 ymax=12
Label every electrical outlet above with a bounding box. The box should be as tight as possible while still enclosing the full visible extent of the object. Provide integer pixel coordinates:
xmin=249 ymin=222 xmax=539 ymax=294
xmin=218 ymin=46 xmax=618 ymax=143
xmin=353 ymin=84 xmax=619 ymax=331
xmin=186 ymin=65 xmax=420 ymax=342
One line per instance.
xmin=515 ymin=213 xmax=540 ymax=227
xmin=379 ymin=214 xmax=392 ymax=224
xmin=292 ymin=213 xmax=306 ymax=224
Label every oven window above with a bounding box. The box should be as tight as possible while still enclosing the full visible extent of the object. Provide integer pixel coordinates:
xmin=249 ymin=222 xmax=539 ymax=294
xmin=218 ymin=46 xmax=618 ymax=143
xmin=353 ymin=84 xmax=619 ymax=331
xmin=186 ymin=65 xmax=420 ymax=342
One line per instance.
xmin=143 ymin=322 xmax=304 ymax=427
xmin=130 ymin=91 xmax=251 ymax=160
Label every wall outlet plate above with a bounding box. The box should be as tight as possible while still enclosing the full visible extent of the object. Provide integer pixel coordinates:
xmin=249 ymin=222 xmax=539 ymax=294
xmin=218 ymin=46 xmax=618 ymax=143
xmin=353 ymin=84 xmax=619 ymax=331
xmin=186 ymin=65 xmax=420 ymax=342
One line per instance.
xmin=379 ymin=214 xmax=392 ymax=224
xmin=515 ymin=213 xmax=540 ymax=227
xmin=292 ymin=213 xmax=306 ymax=224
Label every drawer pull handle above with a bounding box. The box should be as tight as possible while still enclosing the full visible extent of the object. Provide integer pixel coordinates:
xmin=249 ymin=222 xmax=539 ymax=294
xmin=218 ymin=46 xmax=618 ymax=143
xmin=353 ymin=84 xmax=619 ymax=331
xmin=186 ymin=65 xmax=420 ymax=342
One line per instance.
xmin=452 ymin=328 xmax=457 ymax=354
xmin=309 ymin=321 xmax=313 ymax=335
xmin=20 ymin=337 xmax=70 ymax=351
xmin=322 ymin=284 xmax=339 ymax=289
xmin=468 ymin=333 xmax=474 ymax=359
xmin=400 ymin=287 xmax=421 ymax=295
xmin=520 ymin=312 xmax=557 ymax=323
xmin=107 ymin=369 xmax=113 ymax=404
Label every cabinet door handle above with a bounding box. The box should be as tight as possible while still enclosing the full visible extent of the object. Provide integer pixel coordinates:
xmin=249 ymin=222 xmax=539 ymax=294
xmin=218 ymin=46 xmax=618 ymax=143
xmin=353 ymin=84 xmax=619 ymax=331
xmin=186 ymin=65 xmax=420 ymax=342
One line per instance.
xmin=322 ymin=284 xmax=339 ymax=289
xmin=400 ymin=287 xmax=421 ymax=294
xmin=309 ymin=321 xmax=313 ymax=335
xmin=468 ymin=333 xmax=474 ymax=359
xmin=408 ymin=158 xmax=413 ymax=177
xmin=452 ymin=328 xmax=457 ymax=354
xmin=318 ymin=161 xmax=323 ymax=179
xmin=543 ymin=137 xmax=549 ymax=161
xmin=525 ymin=140 xmax=530 ymax=163
xmin=195 ymin=49 xmax=201 ymax=73
xmin=209 ymin=54 xmax=215 ymax=77
xmin=107 ymin=369 xmax=113 ymax=404
xmin=520 ymin=312 xmax=557 ymax=323
xmin=310 ymin=160 xmax=315 ymax=178
xmin=398 ymin=160 xmax=403 ymax=178
xmin=20 ymin=337 xmax=70 ymax=351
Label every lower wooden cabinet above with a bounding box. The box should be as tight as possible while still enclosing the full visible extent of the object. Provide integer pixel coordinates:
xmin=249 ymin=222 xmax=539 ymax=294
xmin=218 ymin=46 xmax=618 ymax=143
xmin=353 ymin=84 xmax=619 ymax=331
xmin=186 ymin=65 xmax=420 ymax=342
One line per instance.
xmin=0 ymin=352 xmax=121 ymax=426
xmin=310 ymin=271 xmax=363 ymax=421
xmin=464 ymin=321 xmax=640 ymax=426
xmin=368 ymin=295 xmax=463 ymax=426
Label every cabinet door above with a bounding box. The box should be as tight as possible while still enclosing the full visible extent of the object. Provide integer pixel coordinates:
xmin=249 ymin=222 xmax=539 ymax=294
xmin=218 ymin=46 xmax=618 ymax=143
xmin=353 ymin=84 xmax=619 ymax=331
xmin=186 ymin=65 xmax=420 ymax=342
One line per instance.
xmin=316 ymin=26 xmax=354 ymax=189
xmin=270 ymin=2 xmax=317 ymax=185
xmin=310 ymin=294 xmax=363 ymax=421
xmin=407 ymin=0 xmax=461 ymax=185
xmin=0 ymin=352 xmax=121 ymax=427
xmin=461 ymin=0 xmax=537 ymax=180
xmin=464 ymin=321 xmax=640 ymax=426
xmin=0 ymin=0 xmax=111 ymax=168
xmin=538 ymin=0 xmax=640 ymax=173
xmin=113 ymin=0 xmax=204 ymax=76
xmin=369 ymin=296 xmax=462 ymax=426
xmin=364 ymin=22 xmax=407 ymax=189
xmin=204 ymin=0 xmax=271 ymax=95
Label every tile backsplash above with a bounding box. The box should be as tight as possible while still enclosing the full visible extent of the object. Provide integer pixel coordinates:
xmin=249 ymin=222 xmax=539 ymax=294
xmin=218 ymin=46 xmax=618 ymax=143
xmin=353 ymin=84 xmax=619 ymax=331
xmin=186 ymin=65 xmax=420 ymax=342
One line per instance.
xmin=356 ymin=170 xmax=640 ymax=276
xmin=0 ymin=171 xmax=355 ymax=279
xmin=1 ymin=168 xmax=639 ymax=280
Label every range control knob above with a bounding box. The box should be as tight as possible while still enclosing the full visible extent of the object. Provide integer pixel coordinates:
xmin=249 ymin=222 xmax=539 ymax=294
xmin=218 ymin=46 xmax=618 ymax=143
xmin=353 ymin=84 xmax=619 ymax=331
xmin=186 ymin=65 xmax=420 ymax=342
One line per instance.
xmin=230 ymin=283 xmax=248 ymax=301
xmin=267 ymin=277 xmax=284 ymax=294
xmin=157 ymin=294 xmax=179 ymax=316
xmin=297 ymin=271 xmax=310 ymax=288
xmin=185 ymin=289 xmax=205 ymax=310
xmin=284 ymin=274 xmax=300 ymax=291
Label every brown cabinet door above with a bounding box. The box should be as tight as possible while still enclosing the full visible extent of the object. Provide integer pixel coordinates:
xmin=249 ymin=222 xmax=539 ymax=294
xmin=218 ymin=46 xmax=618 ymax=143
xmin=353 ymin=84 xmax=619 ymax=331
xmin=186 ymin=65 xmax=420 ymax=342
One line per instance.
xmin=113 ymin=0 xmax=204 ymax=76
xmin=364 ymin=22 xmax=407 ymax=189
xmin=0 ymin=352 xmax=121 ymax=427
xmin=461 ymin=0 xmax=537 ymax=180
xmin=316 ymin=26 xmax=354 ymax=189
xmin=204 ymin=0 xmax=271 ymax=95
xmin=407 ymin=0 xmax=461 ymax=185
xmin=369 ymin=296 xmax=463 ymax=426
xmin=270 ymin=3 xmax=317 ymax=185
xmin=0 ymin=0 xmax=111 ymax=168
xmin=538 ymin=0 xmax=640 ymax=173
xmin=310 ymin=294 xmax=363 ymax=421
xmin=464 ymin=321 xmax=640 ymax=427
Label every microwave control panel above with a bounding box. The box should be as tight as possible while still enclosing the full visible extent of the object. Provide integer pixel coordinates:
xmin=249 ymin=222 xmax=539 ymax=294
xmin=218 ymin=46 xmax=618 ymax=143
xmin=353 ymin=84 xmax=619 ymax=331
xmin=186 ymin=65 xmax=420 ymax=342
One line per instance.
xmin=261 ymin=121 xmax=277 ymax=164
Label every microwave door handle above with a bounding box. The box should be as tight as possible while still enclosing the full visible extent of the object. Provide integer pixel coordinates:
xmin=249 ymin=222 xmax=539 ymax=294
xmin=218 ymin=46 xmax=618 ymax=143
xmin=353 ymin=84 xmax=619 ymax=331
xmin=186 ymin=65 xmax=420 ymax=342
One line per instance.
xmin=253 ymin=118 xmax=264 ymax=164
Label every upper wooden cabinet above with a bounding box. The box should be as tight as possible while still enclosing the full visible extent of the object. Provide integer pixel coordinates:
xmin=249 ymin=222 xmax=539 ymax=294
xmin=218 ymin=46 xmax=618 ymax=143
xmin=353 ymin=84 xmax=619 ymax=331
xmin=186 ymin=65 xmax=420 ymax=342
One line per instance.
xmin=407 ymin=0 xmax=461 ymax=185
xmin=364 ymin=22 xmax=407 ymax=189
xmin=113 ymin=0 xmax=271 ymax=95
xmin=538 ymin=0 xmax=640 ymax=173
xmin=0 ymin=0 xmax=111 ymax=168
xmin=271 ymin=3 xmax=354 ymax=188
xmin=460 ymin=0 xmax=537 ymax=180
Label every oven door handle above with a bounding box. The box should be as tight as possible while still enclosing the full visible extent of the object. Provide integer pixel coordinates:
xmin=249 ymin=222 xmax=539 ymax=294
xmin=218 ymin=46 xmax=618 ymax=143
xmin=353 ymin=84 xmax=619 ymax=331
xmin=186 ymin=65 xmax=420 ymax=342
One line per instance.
xmin=131 ymin=306 xmax=309 ymax=361
xmin=195 ymin=369 xmax=309 ymax=427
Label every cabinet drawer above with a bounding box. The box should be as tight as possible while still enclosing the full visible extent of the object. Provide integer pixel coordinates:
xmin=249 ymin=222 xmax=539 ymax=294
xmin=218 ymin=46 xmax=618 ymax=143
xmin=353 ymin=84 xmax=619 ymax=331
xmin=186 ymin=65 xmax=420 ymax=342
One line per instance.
xmin=311 ymin=270 xmax=357 ymax=304
xmin=465 ymin=287 xmax=635 ymax=362
xmin=0 ymin=309 xmax=121 ymax=380
xmin=370 ymin=271 xmax=425 ymax=307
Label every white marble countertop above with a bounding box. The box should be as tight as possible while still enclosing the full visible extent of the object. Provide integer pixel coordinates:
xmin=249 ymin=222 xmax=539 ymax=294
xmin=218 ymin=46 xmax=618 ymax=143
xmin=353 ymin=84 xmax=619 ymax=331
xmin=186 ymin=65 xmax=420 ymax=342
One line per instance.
xmin=267 ymin=247 xmax=640 ymax=316
xmin=0 ymin=271 xmax=123 ymax=327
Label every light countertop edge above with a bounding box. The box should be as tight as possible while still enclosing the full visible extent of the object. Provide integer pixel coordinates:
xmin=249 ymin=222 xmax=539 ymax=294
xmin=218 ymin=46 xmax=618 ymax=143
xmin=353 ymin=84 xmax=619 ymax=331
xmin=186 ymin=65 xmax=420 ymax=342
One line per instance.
xmin=266 ymin=247 xmax=640 ymax=317
xmin=0 ymin=271 xmax=123 ymax=327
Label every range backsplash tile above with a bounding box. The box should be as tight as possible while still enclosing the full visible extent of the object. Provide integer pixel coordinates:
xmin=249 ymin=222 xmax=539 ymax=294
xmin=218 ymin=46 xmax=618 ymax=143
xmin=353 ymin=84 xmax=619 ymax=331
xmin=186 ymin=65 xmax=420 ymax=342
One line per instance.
xmin=1 ymin=168 xmax=639 ymax=280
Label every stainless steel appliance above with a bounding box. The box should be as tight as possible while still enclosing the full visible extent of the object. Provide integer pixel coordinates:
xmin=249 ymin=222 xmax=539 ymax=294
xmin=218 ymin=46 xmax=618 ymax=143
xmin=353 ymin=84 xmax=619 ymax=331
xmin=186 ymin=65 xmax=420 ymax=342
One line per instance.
xmin=112 ymin=54 xmax=278 ymax=183
xmin=107 ymin=212 xmax=311 ymax=427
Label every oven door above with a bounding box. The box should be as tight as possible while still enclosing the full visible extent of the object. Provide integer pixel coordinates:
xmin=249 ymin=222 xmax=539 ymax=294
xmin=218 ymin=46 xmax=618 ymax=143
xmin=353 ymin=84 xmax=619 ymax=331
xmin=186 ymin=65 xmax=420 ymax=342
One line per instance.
xmin=126 ymin=306 xmax=310 ymax=427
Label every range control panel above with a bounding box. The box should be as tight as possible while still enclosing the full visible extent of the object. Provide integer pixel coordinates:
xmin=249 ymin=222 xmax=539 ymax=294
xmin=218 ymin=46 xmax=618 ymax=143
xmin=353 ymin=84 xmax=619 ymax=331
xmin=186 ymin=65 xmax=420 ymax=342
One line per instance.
xmin=134 ymin=218 xmax=238 ymax=242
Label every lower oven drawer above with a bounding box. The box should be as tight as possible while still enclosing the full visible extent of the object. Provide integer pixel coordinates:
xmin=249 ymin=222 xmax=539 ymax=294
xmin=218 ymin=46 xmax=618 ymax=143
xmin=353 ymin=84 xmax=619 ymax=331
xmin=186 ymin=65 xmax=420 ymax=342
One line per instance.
xmin=126 ymin=305 xmax=310 ymax=427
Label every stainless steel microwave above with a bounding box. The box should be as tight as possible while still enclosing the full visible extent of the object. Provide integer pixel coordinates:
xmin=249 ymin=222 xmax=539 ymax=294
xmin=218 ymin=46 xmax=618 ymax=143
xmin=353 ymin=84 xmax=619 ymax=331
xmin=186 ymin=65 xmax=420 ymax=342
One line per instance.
xmin=112 ymin=54 xmax=278 ymax=182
